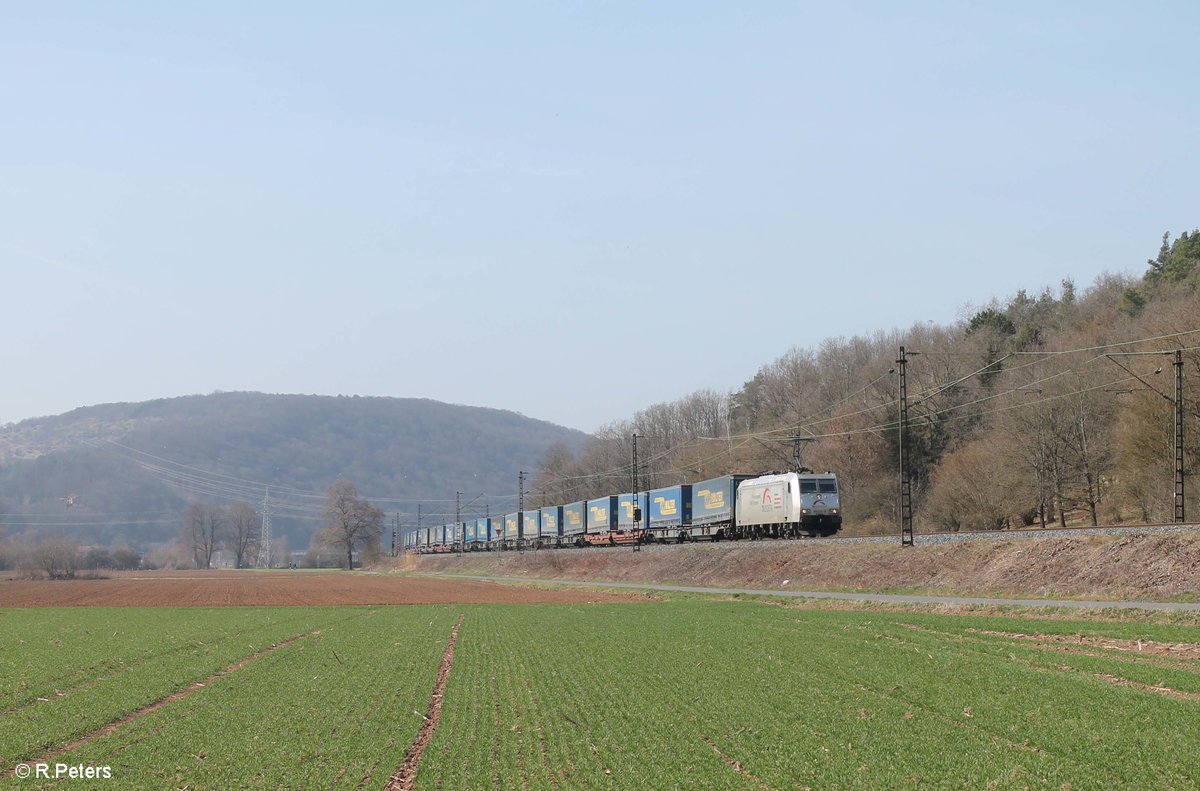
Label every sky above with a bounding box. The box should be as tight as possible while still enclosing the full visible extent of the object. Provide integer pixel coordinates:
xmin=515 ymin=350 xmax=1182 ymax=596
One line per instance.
xmin=2 ymin=2 xmax=1197 ymax=433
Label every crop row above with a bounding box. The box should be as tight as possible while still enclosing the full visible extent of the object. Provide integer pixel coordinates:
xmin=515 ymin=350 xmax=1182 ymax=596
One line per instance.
xmin=0 ymin=607 xmax=345 ymax=769
xmin=0 ymin=608 xmax=319 ymax=713
xmin=417 ymin=602 xmax=1200 ymax=789
xmin=3 ymin=601 xmax=1196 ymax=788
xmin=17 ymin=607 xmax=459 ymax=789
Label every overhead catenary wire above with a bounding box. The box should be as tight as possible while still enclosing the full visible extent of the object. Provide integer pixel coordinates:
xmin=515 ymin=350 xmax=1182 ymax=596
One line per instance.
xmin=526 ymin=328 xmax=1200 ymax=494
xmin=740 ymin=329 xmax=1200 ymax=442
xmin=88 ymin=439 xmax=522 ymax=519
xmin=554 ymin=337 xmax=1193 ymax=496
xmin=0 ymin=519 xmax=180 ymax=527
xmin=48 ymin=326 xmax=1199 ymax=526
xmin=94 ymin=438 xmax=518 ymax=507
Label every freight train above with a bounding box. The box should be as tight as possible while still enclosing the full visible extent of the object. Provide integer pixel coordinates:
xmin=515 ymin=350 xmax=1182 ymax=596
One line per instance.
xmin=405 ymin=471 xmax=841 ymax=553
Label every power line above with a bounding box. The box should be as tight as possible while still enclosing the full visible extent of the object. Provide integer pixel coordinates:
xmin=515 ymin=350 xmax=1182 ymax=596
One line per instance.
xmin=0 ymin=519 xmax=179 ymax=527
xmin=49 ymin=324 xmax=1199 ymax=523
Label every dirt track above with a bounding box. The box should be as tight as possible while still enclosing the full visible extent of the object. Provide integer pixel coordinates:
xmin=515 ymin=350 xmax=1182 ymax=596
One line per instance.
xmin=0 ymin=569 xmax=639 ymax=607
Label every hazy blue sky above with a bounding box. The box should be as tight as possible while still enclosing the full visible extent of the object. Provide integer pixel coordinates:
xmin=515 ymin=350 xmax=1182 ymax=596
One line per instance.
xmin=2 ymin=2 xmax=1196 ymax=432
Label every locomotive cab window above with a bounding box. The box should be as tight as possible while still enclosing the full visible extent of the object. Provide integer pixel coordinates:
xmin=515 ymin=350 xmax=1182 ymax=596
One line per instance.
xmin=799 ymin=479 xmax=818 ymax=494
xmin=819 ymin=479 xmax=838 ymax=494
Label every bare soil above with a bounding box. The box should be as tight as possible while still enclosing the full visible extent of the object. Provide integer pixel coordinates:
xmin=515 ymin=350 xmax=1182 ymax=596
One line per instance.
xmin=385 ymin=613 xmax=464 ymax=791
xmin=971 ymin=629 xmax=1200 ymax=659
xmin=394 ymin=532 xmax=1200 ymax=601
xmin=0 ymin=569 xmax=640 ymax=607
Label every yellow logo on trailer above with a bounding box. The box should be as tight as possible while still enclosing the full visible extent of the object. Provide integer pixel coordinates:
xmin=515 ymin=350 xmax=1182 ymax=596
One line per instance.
xmin=590 ymin=505 xmax=608 ymax=521
xmin=566 ymin=511 xmax=581 ymax=526
xmin=697 ymin=489 xmax=724 ymax=510
xmin=654 ymin=496 xmax=677 ymax=515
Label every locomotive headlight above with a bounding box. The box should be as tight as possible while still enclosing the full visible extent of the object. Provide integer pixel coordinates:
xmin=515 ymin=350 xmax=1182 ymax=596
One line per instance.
xmin=831 ymin=509 xmax=838 ymax=514
xmin=801 ymin=508 xmax=810 ymax=514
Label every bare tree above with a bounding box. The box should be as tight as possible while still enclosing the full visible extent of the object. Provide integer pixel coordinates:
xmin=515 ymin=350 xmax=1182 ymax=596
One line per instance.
xmin=0 ymin=529 xmax=19 ymax=572
xmin=181 ymin=503 xmax=225 ymax=569
xmin=923 ymin=439 xmax=1010 ymax=531
xmin=1059 ymin=386 xmax=1112 ymax=526
xmin=318 ymin=480 xmax=383 ymax=570
xmin=33 ymin=537 xmax=79 ymax=579
xmin=996 ymin=394 xmax=1068 ymax=528
xmin=1111 ymin=388 xmax=1174 ymax=522
xmin=227 ymin=502 xmax=260 ymax=568
xmin=534 ymin=441 xmax=578 ymax=506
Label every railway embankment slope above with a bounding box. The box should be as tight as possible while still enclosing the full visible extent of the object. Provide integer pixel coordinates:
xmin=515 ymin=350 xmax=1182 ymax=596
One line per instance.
xmin=391 ymin=531 xmax=1200 ymax=601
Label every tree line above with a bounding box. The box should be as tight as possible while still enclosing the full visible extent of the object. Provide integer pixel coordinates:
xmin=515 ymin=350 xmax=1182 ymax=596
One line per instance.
xmin=0 ymin=535 xmax=143 ymax=579
xmin=533 ymin=229 xmax=1200 ymax=533
xmin=180 ymin=501 xmax=263 ymax=568
xmin=179 ymin=480 xmax=385 ymax=569
xmin=0 ymin=479 xmax=388 ymax=575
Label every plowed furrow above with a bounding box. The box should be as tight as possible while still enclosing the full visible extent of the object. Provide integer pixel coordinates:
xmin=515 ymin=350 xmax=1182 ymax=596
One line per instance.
xmin=4 ymin=630 xmax=318 ymax=778
xmin=385 ymin=613 xmax=465 ymax=791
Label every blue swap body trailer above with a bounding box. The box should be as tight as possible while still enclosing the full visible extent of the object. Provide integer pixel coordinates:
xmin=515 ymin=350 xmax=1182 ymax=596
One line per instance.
xmin=503 ymin=513 xmax=520 ymax=549
xmin=562 ymin=501 xmax=586 ymax=544
xmin=472 ymin=518 xmax=489 ymax=550
xmin=619 ymin=494 xmax=648 ymax=532
xmin=538 ymin=505 xmax=563 ymax=548
xmin=647 ymin=484 xmax=693 ymax=542
xmin=586 ymin=496 xmax=619 ymax=544
xmin=521 ymin=510 xmax=540 ymax=549
xmin=617 ymin=492 xmax=650 ymax=539
xmin=687 ymin=474 xmax=753 ymax=540
xmin=484 ymin=516 xmax=504 ymax=550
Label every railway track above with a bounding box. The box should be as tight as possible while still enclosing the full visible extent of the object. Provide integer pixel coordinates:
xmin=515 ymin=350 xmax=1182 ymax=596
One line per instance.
xmin=413 ymin=521 xmax=1200 ymax=556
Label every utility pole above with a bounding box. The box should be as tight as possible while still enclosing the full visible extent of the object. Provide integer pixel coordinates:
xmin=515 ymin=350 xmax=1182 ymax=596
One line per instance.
xmin=391 ymin=513 xmax=398 ymax=557
xmin=1106 ymin=350 xmax=1186 ymax=522
xmin=898 ymin=347 xmax=914 ymax=547
xmin=632 ymin=432 xmax=642 ymax=551
xmin=256 ymin=488 xmax=273 ymax=568
xmin=1174 ymin=349 xmax=1186 ymax=522
xmin=518 ymin=471 xmax=526 ymax=554
xmin=455 ymin=491 xmax=462 ymax=554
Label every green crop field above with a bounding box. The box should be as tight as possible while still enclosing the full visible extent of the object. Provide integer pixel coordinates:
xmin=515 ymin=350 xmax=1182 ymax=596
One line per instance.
xmin=2 ymin=600 xmax=1198 ymax=789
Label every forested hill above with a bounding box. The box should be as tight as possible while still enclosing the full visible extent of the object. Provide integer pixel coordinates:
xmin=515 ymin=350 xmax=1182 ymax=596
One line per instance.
xmin=0 ymin=393 xmax=587 ymax=549
xmin=536 ymin=229 xmax=1200 ymax=532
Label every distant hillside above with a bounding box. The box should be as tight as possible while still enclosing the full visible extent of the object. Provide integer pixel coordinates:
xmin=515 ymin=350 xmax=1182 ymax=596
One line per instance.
xmin=0 ymin=393 xmax=587 ymax=549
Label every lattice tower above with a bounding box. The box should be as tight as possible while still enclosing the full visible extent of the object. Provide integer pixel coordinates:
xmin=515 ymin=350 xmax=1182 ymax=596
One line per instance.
xmin=256 ymin=488 xmax=272 ymax=568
